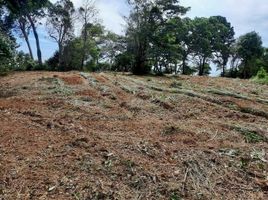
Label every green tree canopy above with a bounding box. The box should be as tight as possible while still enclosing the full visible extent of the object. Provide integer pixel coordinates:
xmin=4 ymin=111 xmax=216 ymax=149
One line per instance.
xmin=237 ymin=31 xmax=263 ymax=78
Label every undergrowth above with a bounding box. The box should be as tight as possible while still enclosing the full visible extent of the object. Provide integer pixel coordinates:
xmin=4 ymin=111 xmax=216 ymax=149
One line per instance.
xmin=252 ymin=67 xmax=268 ymax=84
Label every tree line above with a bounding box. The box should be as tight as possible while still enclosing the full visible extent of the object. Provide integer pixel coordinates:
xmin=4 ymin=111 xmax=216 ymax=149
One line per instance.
xmin=0 ymin=0 xmax=268 ymax=79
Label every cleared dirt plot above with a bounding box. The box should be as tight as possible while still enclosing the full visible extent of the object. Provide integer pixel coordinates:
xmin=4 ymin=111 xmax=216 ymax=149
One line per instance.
xmin=0 ymin=72 xmax=268 ymax=199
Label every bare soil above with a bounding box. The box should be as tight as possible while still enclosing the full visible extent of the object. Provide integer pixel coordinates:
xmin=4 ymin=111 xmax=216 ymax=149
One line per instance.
xmin=0 ymin=71 xmax=267 ymax=200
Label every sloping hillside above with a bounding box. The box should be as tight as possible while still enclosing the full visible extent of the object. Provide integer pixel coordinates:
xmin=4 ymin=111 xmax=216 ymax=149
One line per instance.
xmin=0 ymin=72 xmax=267 ymax=199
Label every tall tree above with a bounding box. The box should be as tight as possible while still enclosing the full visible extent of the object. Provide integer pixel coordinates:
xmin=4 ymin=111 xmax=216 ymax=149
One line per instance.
xmin=59 ymin=23 xmax=104 ymax=71
xmin=191 ymin=17 xmax=214 ymax=76
xmin=16 ymin=16 xmax=33 ymax=59
xmin=98 ymin=31 xmax=122 ymax=69
xmin=4 ymin=0 xmax=50 ymax=65
xmin=78 ymin=0 xmax=98 ymax=69
xmin=228 ymin=43 xmax=242 ymax=78
xmin=80 ymin=23 xmax=104 ymax=69
xmin=46 ymin=0 xmax=75 ymax=65
xmin=173 ymin=17 xmax=194 ymax=74
xmin=236 ymin=31 xmax=263 ymax=78
xmin=1 ymin=1 xmax=33 ymax=59
xmin=190 ymin=16 xmax=234 ymax=76
xmin=210 ymin=16 xmax=235 ymax=77
xmin=126 ymin=0 xmax=189 ymax=75
xmin=125 ymin=0 xmax=152 ymax=74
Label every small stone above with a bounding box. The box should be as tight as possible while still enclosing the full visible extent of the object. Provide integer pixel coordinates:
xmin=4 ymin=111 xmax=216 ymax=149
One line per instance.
xmin=48 ymin=186 xmax=56 ymax=192
xmin=174 ymin=170 xmax=180 ymax=176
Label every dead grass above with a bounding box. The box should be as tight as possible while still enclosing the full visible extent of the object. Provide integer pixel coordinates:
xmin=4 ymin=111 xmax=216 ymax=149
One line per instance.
xmin=0 ymin=71 xmax=267 ymax=199
xmin=60 ymin=75 xmax=84 ymax=85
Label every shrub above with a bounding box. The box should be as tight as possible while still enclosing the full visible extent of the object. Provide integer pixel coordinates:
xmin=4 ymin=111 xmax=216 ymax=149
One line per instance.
xmin=113 ymin=52 xmax=134 ymax=72
xmin=0 ymin=32 xmax=15 ymax=75
xmin=253 ymin=67 xmax=268 ymax=84
xmin=256 ymin=67 xmax=267 ymax=79
xmin=97 ymin=62 xmax=111 ymax=71
xmin=14 ymin=51 xmax=37 ymax=71
xmin=46 ymin=51 xmax=60 ymax=71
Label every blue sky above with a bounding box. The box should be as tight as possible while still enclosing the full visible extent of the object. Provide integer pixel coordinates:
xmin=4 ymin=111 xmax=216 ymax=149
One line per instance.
xmin=17 ymin=0 xmax=268 ymax=64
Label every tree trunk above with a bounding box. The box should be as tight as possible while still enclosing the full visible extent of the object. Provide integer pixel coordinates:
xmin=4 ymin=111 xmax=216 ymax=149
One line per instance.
xmin=222 ymin=65 xmax=226 ymax=77
xmin=182 ymin=51 xmax=189 ymax=75
xmin=81 ymin=20 xmax=88 ymax=70
xmin=134 ymin=58 xmax=145 ymax=75
xmin=198 ymin=65 xmax=202 ymax=76
xmin=58 ymin=43 xmax=63 ymax=68
xmin=174 ymin=62 xmax=178 ymax=74
xmin=19 ymin=19 xmax=33 ymax=59
xmin=134 ymin=46 xmax=147 ymax=75
xmin=23 ymin=30 xmax=33 ymax=60
xmin=81 ymin=41 xmax=86 ymax=70
xmin=182 ymin=58 xmax=186 ymax=75
xmin=199 ymin=57 xmax=206 ymax=76
xmin=243 ymin=60 xmax=248 ymax=79
xmin=27 ymin=15 xmax=42 ymax=65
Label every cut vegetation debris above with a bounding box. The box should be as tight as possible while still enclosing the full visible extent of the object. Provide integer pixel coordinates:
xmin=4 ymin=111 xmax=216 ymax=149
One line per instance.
xmin=0 ymin=72 xmax=268 ymax=200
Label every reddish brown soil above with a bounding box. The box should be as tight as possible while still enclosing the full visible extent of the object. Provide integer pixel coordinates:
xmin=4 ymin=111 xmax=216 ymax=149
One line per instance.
xmin=0 ymin=71 xmax=267 ymax=199
xmin=60 ymin=75 xmax=85 ymax=85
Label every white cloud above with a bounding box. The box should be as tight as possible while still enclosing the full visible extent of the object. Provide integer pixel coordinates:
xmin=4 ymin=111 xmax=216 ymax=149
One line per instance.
xmin=96 ymin=0 xmax=129 ymax=34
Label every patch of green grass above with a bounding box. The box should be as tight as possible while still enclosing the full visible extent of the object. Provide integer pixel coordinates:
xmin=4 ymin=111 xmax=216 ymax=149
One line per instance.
xmin=121 ymin=159 xmax=136 ymax=169
xmin=170 ymin=192 xmax=182 ymax=200
xmin=207 ymin=89 xmax=246 ymax=99
xmin=73 ymin=192 xmax=81 ymax=200
xmin=232 ymin=126 xmax=267 ymax=143
xmin=51 ymin=85 xmax=73 ymax=96
xmin=253 ymin=77 xmax=268 ymax=85
xmin=150 ymin=86 xmax=164 ymax=92
xmin=239 ymin=107 xmax=268 ymax=119
xmin=40 ymin=77 xmax=73 ymax=96
xmin=239 ymin=157 xmax=250 ymax=169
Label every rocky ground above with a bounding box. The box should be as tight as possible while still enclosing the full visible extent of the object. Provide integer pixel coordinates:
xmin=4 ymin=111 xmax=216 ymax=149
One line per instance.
xmin=0 ymin=71 xmax=267 ymax=199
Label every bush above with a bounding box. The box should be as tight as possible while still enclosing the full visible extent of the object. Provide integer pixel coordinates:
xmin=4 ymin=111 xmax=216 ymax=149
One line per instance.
xmin=256 ymin=67 xmax=267 ymax=79
xmin=14 ymin=51 xmax=37 ymax=71
xmin=132 ymin=62 xmax=151 ymax=75
xmin=253 ymin=67 xmax=268 ymax=84
xmin=33 ymin=64 xmax=50 ymax=71
xmin=46 ymin=51 xmax=60 ymax=71
xmin=225 ymin=68 xmax=240 ymax=78
xmin=0 ymin=31 xmax=15 ymax=75
xmin=113 ymin=52 xmax=134 ymax=72
xmin=97 ymin=62 xmax=111 ymax=71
